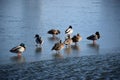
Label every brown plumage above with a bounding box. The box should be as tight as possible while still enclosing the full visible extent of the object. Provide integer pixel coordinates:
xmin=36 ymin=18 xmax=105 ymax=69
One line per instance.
xmin=48 ymin=29 xmax=60 ymax=37
xmin=64 ymin=35 xmax=73 ymax=47
xmin=72 ymin=33 xmax=82 ymax=45
xmin=51 ymin=40 xmax=64 ymax=53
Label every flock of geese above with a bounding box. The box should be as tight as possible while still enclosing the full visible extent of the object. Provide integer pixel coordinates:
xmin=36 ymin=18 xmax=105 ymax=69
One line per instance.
xmin=10 ymin=26 xmax=100 ymax=57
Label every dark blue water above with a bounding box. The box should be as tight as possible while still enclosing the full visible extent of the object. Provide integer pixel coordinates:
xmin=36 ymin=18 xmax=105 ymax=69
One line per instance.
xmin=0 ymin=0 xmax=120 ymax=64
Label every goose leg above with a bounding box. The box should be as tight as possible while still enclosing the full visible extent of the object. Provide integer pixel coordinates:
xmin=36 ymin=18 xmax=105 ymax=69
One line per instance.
xmin=93 ymin=40 xmax=96 ymax=44
xmin=18 ymin=53 xmax=21 ymax=57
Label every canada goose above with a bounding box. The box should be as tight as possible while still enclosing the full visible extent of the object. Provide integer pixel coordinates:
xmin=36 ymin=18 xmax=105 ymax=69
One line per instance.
xmin=51 ymin=40 xmax=64 ymax=53
xmin=64 ymin=35 xmax=73 ymax=47
xmin=65 ymin=25 xmax=73 ymax=36
xmin=72 ymin=33 xmax=82 ymax=45
xmin=87 ymin=31 xmax=100 ymax=43
xmin=10 ymin=43 xmax=26 ymax=56
xmin=35 ymin=34 xmax=44 ymax=47
xmin=48 ymin=29 xmax=60 ymax=37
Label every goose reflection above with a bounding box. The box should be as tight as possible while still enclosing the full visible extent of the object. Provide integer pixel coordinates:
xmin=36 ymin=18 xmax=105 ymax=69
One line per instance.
xmin=48 ymin=37 xmax=60 ymax=42
xmin=35 ymin=47 xmax=42 ymax=54
xmin=52 ymin=53 xmax=63 ymax=59
xmin=10 ymin=56 xmax=25 ymax=63
xmin=64 ymin=46 xmax=72 ymax=55
xmin=87 ymin=43 xmax=99 ymax=53
xmin=71 ymin=45 xmax=80 ymax=51
xmin=71 ymin=45 xmax=81 ymax=57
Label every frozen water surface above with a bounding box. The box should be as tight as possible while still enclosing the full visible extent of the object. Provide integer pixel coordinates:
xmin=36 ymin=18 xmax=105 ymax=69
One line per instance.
xmin=0 ymin=0 xmax=120 ymax=64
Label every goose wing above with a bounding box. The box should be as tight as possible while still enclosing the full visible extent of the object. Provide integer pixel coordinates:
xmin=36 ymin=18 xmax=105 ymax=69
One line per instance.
xmin=65 ymin=28 xmax=71 ymax=34
xmin=72 ymin=35 xmax=78 ymax=42
xmin=87 ymin=34 xmax=95 ymax=40
xmin=36 ymin=38 xmax=42 ymax=44
xmin=51 ymin=43 xmax=60 ymax=50
xmin=10 ymin=46 xmax=21 ymax=53
xmin=48 ymin=29 xmax=54 ymax=34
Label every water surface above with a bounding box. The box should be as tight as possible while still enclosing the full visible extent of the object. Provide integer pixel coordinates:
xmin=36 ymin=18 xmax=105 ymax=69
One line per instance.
xmin=0 ymin=0 xmax=120 ymax=64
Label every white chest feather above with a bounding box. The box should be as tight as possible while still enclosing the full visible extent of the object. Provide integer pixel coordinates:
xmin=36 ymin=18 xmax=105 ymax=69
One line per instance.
xmin=19 ymin=47 xmax=25 ymax=53
xmin=66 ymin=28 xmax=73 ymax=34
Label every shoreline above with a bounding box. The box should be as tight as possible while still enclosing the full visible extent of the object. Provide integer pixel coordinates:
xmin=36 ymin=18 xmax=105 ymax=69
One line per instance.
xmin=0 ymin=53 xmax=120 ymax=80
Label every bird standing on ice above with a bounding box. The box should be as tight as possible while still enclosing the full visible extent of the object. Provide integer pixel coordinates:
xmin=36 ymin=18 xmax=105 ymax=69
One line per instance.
xmin=10 ymin=43 xmax=26 ymax=57
xmin=72 ymin=33 xmax=82 ymax=45
xmin=65 ymin=25 xmax=73 ymax=37
xmin=64 ymin=35 xmax=73 ymax=47
xmin=35 ymin=34 xmax=44 ymax=47
xmin=51 ymin=40 xmax=64 ymax=53
xmin=47 ymin=29 xmax=60 ymax=37
xmin=87 ymin=31 xmax=100 ymax=44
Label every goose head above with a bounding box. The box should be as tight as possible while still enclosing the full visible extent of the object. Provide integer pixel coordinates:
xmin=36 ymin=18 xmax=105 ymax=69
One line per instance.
xmin=69 ymin=25 xmax=72 ymax=29
xmin=35 ymin=34 xmax=39 ymax=38
xmin=20 ymin=43 xmax=26 ymax=48
xmin=95 ymin=32 xmax=100 ymax=39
